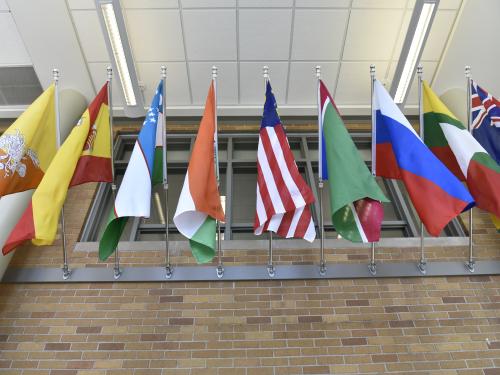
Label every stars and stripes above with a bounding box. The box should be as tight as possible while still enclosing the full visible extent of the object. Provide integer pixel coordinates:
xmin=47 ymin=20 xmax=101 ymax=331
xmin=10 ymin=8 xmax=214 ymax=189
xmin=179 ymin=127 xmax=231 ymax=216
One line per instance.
xmin=254 ymin=81 xmax=316 ymax=242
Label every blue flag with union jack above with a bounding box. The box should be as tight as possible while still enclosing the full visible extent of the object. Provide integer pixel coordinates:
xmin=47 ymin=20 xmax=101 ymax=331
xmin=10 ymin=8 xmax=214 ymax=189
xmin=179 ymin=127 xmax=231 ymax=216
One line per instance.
xmin=471 ymin=81 xmax=500 ymax=164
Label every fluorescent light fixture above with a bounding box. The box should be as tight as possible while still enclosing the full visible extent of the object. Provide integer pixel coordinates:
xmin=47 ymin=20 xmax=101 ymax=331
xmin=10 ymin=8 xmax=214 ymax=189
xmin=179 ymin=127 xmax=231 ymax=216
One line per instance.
xmin=100 ymin=2 xmax=136 ymax=106
xmin=391 ymin=0 xmax=439 ymax=104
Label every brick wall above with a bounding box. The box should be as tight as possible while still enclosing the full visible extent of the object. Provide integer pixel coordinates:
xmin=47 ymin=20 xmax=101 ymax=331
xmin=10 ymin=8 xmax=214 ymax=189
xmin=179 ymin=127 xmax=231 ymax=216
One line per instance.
xmin=1 ymin=124 xmax=499 ymax=374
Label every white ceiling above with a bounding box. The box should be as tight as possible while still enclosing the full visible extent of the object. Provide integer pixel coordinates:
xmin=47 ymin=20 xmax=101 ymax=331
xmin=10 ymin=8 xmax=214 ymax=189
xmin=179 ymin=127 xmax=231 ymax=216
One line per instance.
xmin=0 ymin=0 xmax=498 ymax=117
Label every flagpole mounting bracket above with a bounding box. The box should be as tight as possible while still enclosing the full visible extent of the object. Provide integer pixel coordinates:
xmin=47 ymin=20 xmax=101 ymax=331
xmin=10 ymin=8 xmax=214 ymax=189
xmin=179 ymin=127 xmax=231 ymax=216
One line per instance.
xmin=113 ymin=267 xmax=122 ymax=280
xmin=165 ymin=265 xmax=173 ymax=279
xmin=319 ymin=261 xmax=326 ymax=276
xmin=267 ymin=264 xmax=275 ymax=278
xmin=368 ymin=262 xmax=377 ymax=276
xmin=417 ymin=260 xmax=427 ymax=275
xmin=465 ymin=260 xmax=475 ymax=273
xmin=61 ymin=267 xmax=71 ymax=280
xmin=216 ymin=265 xmax=224 ymax=279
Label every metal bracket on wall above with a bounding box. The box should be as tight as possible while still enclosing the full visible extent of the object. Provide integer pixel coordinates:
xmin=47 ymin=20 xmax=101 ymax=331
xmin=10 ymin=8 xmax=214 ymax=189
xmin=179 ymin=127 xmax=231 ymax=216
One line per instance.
xmin=2 ymin=261 xmax=499 ymax=283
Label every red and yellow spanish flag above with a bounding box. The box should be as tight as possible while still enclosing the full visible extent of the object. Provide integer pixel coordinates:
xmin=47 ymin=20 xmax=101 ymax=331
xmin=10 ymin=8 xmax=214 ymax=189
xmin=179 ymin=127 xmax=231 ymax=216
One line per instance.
xmin=0 ymin=85 xmax=56 ymax=196
xmin=2 ymin=83 xmax=111 ymax=254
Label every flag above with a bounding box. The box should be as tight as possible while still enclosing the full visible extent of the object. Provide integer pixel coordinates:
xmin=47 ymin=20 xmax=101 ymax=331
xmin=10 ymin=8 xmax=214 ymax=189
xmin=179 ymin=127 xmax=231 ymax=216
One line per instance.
xmin=0 ymin=85 xmax=56 ymax=197
xmin=3 ymin=84 xmax=111 ymax=254
xmin=99 ymin=81 xmax=163 ymax=261
xmin=423 ymin=81 xmax=500 ymax=218
xmin=254 ymin=81 xmax=316 ymax=242
xmin=173 ymin=82 xmax=225 ymax=264
xmin=319 ymin=80 xmax=388 ymax=242
xmin=373 ymin=80 xmax=474 ymax=236
xmin=470 ymin=81 xmax=500 ymax=232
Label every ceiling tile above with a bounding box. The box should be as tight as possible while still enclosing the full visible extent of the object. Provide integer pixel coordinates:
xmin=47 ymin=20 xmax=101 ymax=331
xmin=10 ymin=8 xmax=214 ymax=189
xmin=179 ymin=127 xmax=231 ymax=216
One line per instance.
xmin=137 ymin=62 xmax=190 ymax=106
xmin=335 ymin=61 xmax=389 ymax=104
xmin=422 ymin=10 xmax=457 ymax=61
xmin=352 ymin=0 xmax=407 ymax=8
xmin=239 ymin=0 xmax=292 ymax=7
xmin=0 ymin=14 xmax=31 ymax=66
xmin=0 ymin=0 xmax=8 ymax=11
xmin=287 ymin=62 xmax=339 ymax=104
xmin=72 ymin=10 xmax=108 ymax=62
xmin=292 ymin=9 xmax=348 ymax=60
xmin=392 ymin=9 xmax=412 ymax=62
xmin=437 ymin=0 xmax=462 ymax=9
xmin=183 ymin=10 xmax=237 ymax=60
xmin=67 ymin=0 xmax=95 ymax=10
xmin=125 ymin=9 xmax=185 ymax=61
xmin=122 ymin=0 xmax=178 ymax=8
xmin=88 ymin=62 xmax=126 ymax=108
xmin=189 ymin=62 xmax=238 ymax=105
xmin=239 ymin=9 xmax=292 ymax=61
xmin=182 ymin=0 xmax=235 ymax=7
xmin=239 ymin=62 xmax=288 ymax=105
xmin=343 ymin=9 xmax=404 ymax=60
xmin=296 ymin=0 xmax=350 ymax=7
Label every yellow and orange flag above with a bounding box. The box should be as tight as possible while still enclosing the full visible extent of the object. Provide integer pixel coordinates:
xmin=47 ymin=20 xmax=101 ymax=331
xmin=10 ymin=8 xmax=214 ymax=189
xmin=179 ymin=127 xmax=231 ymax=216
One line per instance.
xmin=0 ymin=85 xmax=56 ymax=196
xmin=2 ymin=83 xmax=112 ymax=254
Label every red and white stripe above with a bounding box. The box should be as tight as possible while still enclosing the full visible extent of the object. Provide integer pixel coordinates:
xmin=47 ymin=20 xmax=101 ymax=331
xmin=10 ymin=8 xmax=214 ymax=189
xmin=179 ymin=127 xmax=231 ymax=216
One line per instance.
xmin=472 ymin=83 xmax=500 ymax=129
xmin=254 ymin=124 xmax=316 ymax=242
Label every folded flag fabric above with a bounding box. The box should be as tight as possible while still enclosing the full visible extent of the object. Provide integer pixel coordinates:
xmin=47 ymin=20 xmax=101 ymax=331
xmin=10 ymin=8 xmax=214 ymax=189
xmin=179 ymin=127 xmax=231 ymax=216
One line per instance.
xmin=254 ymin=81 xmax=316 ymax=242
xmin=0 ymin=85 xmax=56 ymax=197
xmin=373 ymin=80 xmax=474 ymax=236
xmin=319 ymin=80 xmax=388 ymax=242
xmin=99 ymin=81 xmax=164 ymax=261
xmin=3 ymin=83 xmax=111 ymax=254
xmin=173 ymin=82 xmax=225 ymax=264
xmin=423 ymin=81 xmax=500 ymax=218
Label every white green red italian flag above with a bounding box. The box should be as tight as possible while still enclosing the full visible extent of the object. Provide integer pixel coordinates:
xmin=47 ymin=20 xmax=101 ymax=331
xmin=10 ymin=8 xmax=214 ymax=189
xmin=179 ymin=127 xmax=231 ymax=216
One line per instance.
xmin=173 ymin=82 xmax=225 ymax=264
xmin=423 ymin=81 xmax=500 ymax=217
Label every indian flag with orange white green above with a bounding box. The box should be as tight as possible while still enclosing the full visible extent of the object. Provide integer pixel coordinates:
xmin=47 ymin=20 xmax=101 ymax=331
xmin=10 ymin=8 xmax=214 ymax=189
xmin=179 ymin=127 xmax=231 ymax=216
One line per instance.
xmin=423 ymin=81 xmax=500 ymax=218
xmin=173 ymin=81 xmax=225 ymax=264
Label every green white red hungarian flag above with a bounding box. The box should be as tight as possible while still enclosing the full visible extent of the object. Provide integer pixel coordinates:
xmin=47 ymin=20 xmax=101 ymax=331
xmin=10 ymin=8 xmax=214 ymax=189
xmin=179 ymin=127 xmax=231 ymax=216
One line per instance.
xmin=423 ymin=81 xmax=500 ymax=218
xmin=173 ymin=82 xmax=225 ymax=264
xmin=319 ymin=80 xmax=388 ymax=242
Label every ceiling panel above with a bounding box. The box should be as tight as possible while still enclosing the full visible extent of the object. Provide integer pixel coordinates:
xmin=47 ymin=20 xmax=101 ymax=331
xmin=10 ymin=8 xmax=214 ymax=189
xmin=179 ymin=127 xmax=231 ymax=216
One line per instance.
xmin=239 ymin=62 xmax=288 ymax=105
xmin=239 ymin=0 xmax=293 ymax=7
xmin=182 ymin=0 xmax=236 ymax=7
xmin=87 ymin=62 xmax=126 ymax=108
xmin=295 ymin=0 xmax=350 ymax=7
xmin=0 ymin=14 xmax=31 ymax=66
xmin=0 ymin=0 xmax=8 ymax=11
xmin=335 ymin=61 xmax=389 ymax=104
xmin=291 ymin=9 xmax=348 ymax=60
xmin=239 ymin=9 xmax=293 ymax=61
xmin=137 ymin=62 xmax=190 ymax=106
xmin=72 ymin=10 xmax=109 ymax=63
xmin=343 ymin=9 xmax=404 ymax=60
xmin=189 ymin=62 xmax=238 ymax=105
xmin=287 ymin=62 xmax=338 ymax=104
xmin=352 ymin=0 xmax=407 ymax=8
xmin=67 ymin=0 xmax=95 ymax=10
xmin=183 ymin=9 xmax=237 ymax=60
xmin=122 ymin=0 xmax=178 ymax=8
xmin=421 ymin=10 xmax=457 ymax=61
xmin=125 ymin=9 xmax=185 ymax=62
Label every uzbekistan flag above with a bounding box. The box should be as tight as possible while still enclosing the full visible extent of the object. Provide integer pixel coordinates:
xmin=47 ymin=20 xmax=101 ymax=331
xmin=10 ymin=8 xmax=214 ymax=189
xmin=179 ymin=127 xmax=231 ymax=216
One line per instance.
xmin=319 ymin=80 xmax=388 ymax=242
xmin=0 ymin=85 xmax=56 ymax=197
xmin=423 ymin=81 xmax=500 ymax=218
xmin=373 ymin=80 xmax=474 ymax=236
xmin=99 ymin=81 xmax=164 ymax=261
xmin=173 ymin=82 xmax=225 ymax=264
xmin=3 ymin=83 xmax=111 ymax=254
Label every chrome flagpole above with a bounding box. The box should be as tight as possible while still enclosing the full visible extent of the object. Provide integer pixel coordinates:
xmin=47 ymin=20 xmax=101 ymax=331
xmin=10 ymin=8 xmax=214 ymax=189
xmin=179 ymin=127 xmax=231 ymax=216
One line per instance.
xmin=316 ymin=66 xmax=326 ymax=276
xmin=263 ymin=66 xmax=275 ymax=278
xmin=368 ymin=64 xmax=377 ymax=276
xmin=465 ymin=65 xmax=475 ymax=273
xmin=417 ymin=64 xmax=427 ymax=275
xmin=53 ymin=69 xmax=71 ymax=280
xmin=161 ymin=66 xmax=172 ymax=279
xmin=107 ymin=67 xmax=121 ymax=279
xmin=213 ymin=66 xmax=224 ymax=279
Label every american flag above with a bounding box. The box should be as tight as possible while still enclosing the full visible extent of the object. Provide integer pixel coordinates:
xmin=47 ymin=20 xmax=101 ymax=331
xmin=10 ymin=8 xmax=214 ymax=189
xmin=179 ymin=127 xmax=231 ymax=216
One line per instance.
xmin=253 ymin=81 xmax=316 ymax=242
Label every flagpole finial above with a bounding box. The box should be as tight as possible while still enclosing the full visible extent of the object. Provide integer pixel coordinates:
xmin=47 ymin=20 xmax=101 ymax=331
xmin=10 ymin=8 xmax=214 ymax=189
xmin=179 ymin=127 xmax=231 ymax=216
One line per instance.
xmin=52 ymin=68 xmax=60 ymax=82
xmin=315 ymin=66 xmax=321 ymax=79
xmin=107 ymin=66 xmax=112 ymax=81
xmin=417 ymin=64 xmax=423 ymax=77
xmin=465 ymin=65 xmax=471 ymax=78
xmin=212 ymin=65 xmax=218 ymax=79
xmin=161 ymin=65 xmax=167 ymax=79
xmin=263 ymin=66 xmax=269 ymax=79
xmin=370 ymin=64 xmax=375 ymax=78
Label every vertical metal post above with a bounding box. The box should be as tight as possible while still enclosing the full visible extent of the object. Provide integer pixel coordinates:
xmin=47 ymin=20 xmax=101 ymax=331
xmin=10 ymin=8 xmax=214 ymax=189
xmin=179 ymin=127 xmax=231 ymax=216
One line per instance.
xmin=465 ymin=65 xmax=475 ymax=273
xmin=417 ymin=65 xmax=427 ymax=275
xmin=107 ymin=67 xmax=121 ymax=280
xmin=316 ymin=66 xmax=326 ymax=276
xmin=212 ymin=66 xmax=224 ymax=279
xmin=263 ymin=66 xmax=275 ymax=278
xmin=53 ymin=69 xmax=71 ymax=281
xmin=368 ymin=64 xmax=377 ymax=276
xmin=161 ymin=66 xmax=172 ymax=279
